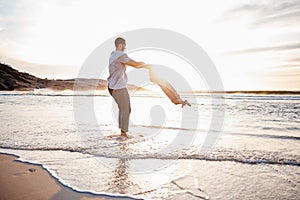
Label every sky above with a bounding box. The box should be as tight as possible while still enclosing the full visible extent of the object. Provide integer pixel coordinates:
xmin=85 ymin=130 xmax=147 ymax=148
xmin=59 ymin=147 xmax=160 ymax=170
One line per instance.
xmin=0 ymin=0 xmax=299 ymax=91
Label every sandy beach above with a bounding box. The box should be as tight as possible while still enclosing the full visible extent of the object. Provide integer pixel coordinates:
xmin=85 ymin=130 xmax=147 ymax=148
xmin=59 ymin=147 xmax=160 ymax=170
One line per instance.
xmin=0 ymin=153 xmax=113 ymax=200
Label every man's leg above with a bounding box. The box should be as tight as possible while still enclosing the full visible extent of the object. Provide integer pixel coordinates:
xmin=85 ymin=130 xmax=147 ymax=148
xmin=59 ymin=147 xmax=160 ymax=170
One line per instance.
xmin=110 ymin=88 xmax=131 ymax=136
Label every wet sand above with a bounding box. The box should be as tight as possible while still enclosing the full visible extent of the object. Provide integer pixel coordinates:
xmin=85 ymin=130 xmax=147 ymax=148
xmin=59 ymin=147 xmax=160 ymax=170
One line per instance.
xmin=0 ymin=153 xmax=114 ymax=200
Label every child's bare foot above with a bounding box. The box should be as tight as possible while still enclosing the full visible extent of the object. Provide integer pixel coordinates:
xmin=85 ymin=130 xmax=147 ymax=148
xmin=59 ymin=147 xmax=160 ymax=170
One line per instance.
xmin=181 ymin=100 xmax=191 ymax=108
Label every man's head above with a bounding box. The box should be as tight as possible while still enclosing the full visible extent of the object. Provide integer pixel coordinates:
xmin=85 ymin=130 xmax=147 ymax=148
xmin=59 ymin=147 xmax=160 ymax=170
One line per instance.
xmin=115 ymin=37 xmax=126 ymax=51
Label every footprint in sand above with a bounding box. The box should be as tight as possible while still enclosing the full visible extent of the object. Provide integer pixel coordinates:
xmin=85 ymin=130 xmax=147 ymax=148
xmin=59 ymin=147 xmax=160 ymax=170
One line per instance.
xmin=28 ymin=168 xmax=37 ymax=173
xmin=14 ymin=168 xmax=37 ymax=176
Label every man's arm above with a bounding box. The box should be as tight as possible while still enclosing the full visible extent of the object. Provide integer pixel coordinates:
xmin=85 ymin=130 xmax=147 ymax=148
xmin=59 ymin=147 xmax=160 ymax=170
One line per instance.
xmin=126 ymin=59 xmax=150 ymax=69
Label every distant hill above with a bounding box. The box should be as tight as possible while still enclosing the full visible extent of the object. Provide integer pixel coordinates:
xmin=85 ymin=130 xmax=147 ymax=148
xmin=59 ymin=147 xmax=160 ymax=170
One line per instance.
xmin=0 ymin=62 xmax=142 ymax=91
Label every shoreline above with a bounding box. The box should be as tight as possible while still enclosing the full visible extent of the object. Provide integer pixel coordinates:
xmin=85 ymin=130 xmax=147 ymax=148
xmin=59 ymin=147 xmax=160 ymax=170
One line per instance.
xmin=0 ymin=152 xmax=134 ymax=200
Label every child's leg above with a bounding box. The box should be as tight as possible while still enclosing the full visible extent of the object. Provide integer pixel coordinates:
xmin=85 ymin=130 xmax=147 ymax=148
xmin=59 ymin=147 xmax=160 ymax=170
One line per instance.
xmin=158 ymin=82 xmax=182 ymax=105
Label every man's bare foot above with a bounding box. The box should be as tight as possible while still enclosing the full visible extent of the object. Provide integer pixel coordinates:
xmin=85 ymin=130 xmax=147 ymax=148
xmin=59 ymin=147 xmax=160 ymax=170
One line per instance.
xmin=121 ymin=130 xmax=128 ymax=138
xmin=181 ymin=100 xmax=191 ymax=108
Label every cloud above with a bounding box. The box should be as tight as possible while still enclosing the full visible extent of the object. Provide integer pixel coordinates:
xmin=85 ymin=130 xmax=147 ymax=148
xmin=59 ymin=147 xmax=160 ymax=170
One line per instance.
xmin=286 ymin=57 xmax=300 ymax=62
xmin=223 ymin=0 xmax=300 ymax=27
xmin=271 ymin=64 xmax=300 ymax=71
xmin=0 ymin=0 xmax=32 ymax=41
xmin=271 ymin=69 xmax=300 ymax=77
xmin=226 ymin=43 xmax=300 ymax=55
xmin=268 ymin=63 xmax=300 ymax=84
xmin=0 ymin=51 xmax=77 ymax=79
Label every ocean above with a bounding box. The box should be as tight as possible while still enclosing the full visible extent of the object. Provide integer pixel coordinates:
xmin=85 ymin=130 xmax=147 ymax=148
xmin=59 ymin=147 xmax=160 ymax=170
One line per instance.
xmin=0 ymin=90 xmax=299 ymax=199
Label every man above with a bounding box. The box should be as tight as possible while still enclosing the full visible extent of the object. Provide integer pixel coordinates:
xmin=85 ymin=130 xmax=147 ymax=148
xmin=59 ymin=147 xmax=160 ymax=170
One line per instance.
xmin=108 ymin=37 xmax=147 ymax=137
xmin=108 ymin=37 xmax=190 ymax=138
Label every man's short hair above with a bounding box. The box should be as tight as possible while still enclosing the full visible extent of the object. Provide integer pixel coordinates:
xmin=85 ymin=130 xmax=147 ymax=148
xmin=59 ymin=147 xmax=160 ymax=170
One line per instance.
xmin=115 ymin=37 xmax=126 ymax=47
